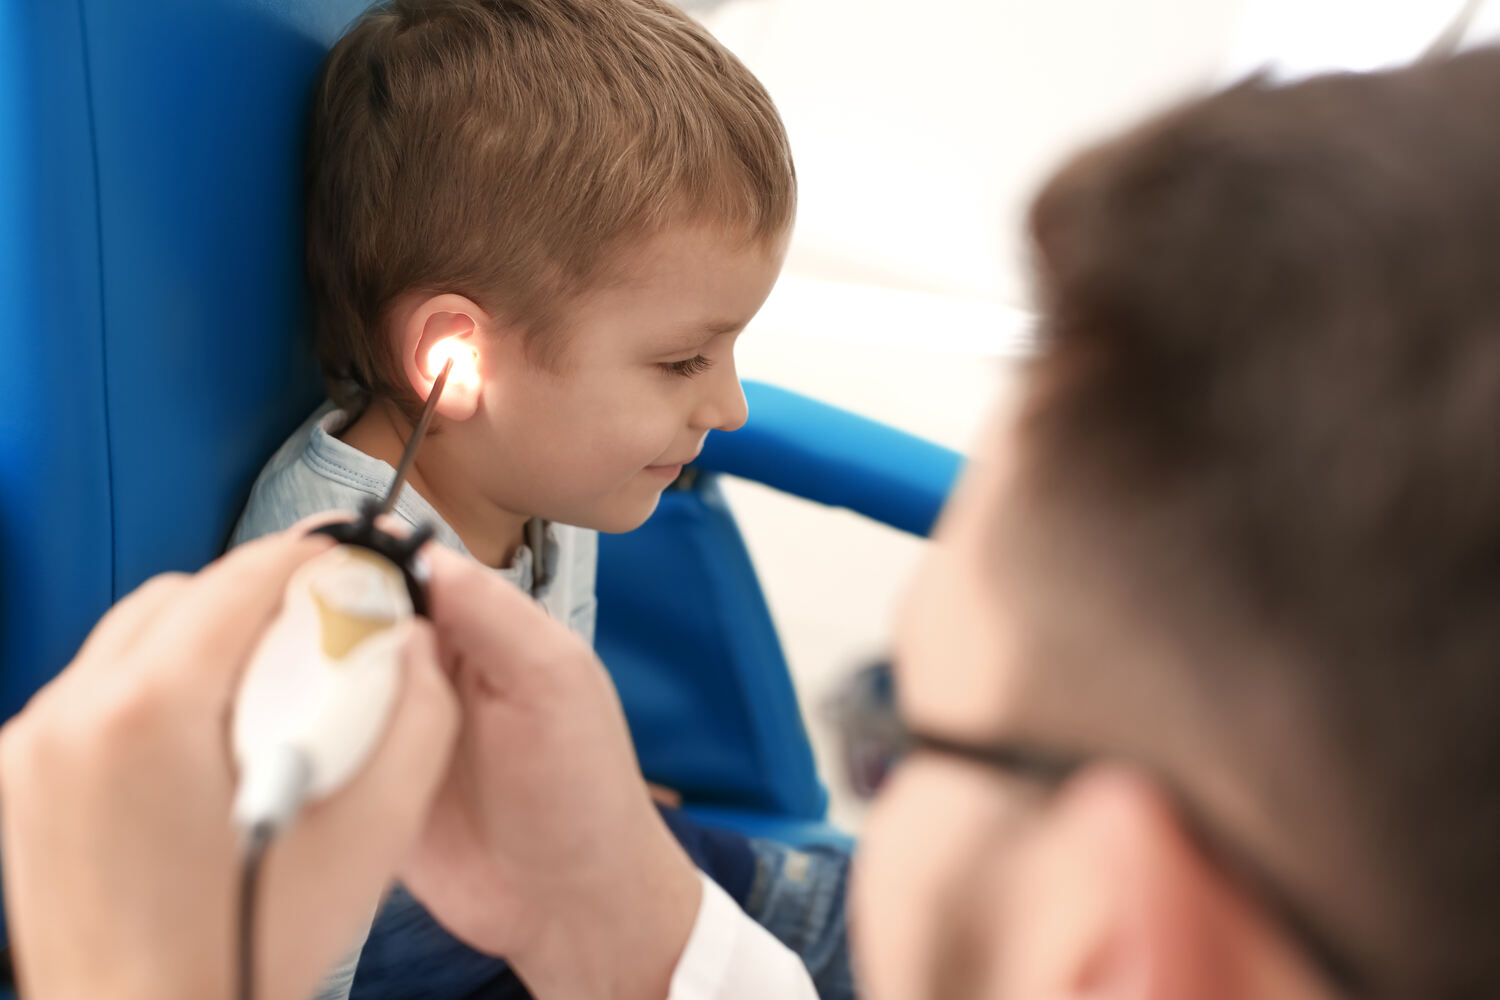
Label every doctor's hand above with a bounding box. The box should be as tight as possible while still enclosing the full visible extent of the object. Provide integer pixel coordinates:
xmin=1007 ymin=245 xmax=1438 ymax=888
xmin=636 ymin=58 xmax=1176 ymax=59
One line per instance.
xmin=0 ymin=526 xmax=458 ymax=1000
xmin=402 ymin=543 xmax=704 ymax=1000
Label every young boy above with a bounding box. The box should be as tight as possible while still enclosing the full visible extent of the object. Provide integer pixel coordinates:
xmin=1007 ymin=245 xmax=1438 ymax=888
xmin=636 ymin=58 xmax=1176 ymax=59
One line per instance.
xmin=231 ymin=1 xmax=851 ymax=998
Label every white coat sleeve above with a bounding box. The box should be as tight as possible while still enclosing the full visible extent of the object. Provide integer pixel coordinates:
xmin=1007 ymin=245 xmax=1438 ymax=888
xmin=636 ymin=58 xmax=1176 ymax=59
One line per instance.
xmin=668 ymin=872 xmax=820 ymax=1000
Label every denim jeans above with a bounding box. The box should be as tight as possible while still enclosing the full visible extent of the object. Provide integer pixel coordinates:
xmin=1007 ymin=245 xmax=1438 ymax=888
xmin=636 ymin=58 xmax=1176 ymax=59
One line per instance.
xmin=742 ymin=838 xmax=855 ymax=1000
xmin=345 ymin=812 xmax=854 ymax=1000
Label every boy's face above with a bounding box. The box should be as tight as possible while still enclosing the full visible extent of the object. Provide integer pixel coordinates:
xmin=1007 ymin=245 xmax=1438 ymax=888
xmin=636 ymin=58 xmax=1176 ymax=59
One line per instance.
xmin=468 ymin=224 xmax=788 ymax=532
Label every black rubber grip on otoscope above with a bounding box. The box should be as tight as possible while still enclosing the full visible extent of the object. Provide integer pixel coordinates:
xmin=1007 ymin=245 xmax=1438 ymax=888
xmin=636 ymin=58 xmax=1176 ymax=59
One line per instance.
xmin=311 ymin=499 xmax=435 ymax=617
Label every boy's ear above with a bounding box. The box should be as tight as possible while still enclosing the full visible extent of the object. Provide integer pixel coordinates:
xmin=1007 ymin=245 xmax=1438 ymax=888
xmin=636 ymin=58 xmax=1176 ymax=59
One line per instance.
xmin=398 ymin=292 xmax=486 ymax=421
xmin=997 ymin=765 xmax=1335 ymax=1000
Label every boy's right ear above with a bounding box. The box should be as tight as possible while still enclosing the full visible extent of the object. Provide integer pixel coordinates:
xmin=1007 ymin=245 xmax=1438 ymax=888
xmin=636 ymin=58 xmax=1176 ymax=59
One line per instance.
xmin=396 ymin=293 xmax=487 ymax=421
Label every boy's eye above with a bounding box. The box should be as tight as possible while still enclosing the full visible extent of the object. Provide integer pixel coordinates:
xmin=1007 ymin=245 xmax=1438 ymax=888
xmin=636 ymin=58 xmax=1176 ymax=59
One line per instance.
xmin=660 ymin=355 xmax=714 ymax=378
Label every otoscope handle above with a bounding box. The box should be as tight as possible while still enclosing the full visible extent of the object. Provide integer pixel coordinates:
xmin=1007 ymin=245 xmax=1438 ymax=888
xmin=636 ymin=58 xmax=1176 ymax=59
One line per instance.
xmin=230 ymin=543 xmax=415 ymax=832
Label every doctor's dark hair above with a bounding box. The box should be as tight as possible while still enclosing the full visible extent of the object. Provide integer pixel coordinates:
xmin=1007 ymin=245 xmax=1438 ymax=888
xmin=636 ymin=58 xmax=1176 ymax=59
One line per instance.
xmin=305 ymin=0 xmax=795 ymax=412
xmin=1020 ymin=48 xmax=1500 ymax=999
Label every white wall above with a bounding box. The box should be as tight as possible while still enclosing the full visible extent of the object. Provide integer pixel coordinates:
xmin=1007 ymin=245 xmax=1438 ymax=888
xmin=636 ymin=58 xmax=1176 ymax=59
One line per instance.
xmin=691 ymin=0 xmax=1252 ymax=827
xmin=694 ymin=0 xmax=1484 ymax=827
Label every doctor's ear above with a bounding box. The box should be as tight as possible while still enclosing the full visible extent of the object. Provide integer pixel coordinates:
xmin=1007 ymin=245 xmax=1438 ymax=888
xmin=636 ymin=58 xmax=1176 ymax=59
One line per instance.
xmin=995 ymin=766 xmax=1336 ymax=1000
xmin=398 ymin=293 xmax=486 ymax=421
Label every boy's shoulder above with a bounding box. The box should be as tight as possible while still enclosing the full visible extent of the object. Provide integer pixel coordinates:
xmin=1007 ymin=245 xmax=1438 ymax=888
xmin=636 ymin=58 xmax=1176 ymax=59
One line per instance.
xmin=231 ymin=402 xmax=407 ymax=547
xmin=229 ymin=402 xmax=597 ymax=567
xmin=231 ymin=402 xmax=600 ymax=639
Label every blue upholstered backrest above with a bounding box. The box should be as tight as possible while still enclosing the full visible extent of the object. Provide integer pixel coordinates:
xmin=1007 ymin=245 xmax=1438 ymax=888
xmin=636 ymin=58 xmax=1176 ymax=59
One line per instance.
xmin=0 ymin=0 xmax=368 ymax=714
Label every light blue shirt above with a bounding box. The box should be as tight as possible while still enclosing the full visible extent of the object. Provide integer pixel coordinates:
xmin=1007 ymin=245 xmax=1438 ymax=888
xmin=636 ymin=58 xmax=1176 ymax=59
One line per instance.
xmin=231 ymin=402 xmax=598 ymax=641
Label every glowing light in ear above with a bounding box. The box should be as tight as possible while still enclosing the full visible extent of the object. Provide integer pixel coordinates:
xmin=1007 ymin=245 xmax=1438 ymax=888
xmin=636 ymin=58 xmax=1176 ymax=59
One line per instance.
xmin=426 ymin=337 xmax=480 ymax=390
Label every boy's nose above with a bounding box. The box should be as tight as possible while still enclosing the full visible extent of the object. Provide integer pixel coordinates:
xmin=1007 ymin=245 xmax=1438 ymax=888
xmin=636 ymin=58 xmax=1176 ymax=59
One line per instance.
xmin=693 ymin=369 xmax=749 ymax=433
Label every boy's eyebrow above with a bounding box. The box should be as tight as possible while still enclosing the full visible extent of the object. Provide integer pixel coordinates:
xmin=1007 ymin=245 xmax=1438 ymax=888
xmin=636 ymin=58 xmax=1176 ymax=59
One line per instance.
xmin=659 ymin=318 xmax=747 ymax=352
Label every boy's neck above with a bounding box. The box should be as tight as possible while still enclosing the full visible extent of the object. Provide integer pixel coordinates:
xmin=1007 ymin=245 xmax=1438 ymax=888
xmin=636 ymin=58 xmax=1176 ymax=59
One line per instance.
xmin=340 ymin=400 xmax=530 ymax=570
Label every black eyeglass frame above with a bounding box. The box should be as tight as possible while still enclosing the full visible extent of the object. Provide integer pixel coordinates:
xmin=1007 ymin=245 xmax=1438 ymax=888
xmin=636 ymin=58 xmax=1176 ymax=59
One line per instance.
xmin=826 ymin=660 xmax=1375 ymax=999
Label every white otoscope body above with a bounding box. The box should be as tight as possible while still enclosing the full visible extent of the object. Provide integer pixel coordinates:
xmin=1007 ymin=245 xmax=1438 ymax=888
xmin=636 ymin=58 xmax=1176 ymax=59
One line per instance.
xmin=231 ymin=544 xmax=414 ymax=833
xmin=228 ymin=350 xmax=464 ymax=835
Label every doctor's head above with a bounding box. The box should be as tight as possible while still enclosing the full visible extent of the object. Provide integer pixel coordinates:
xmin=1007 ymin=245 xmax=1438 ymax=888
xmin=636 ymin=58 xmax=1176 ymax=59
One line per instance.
xmin=854 ymin=46 xmax=1500 ymax=1000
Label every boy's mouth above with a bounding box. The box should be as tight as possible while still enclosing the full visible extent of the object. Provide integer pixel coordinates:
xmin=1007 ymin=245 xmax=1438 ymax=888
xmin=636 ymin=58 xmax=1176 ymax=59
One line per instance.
xmin=647 ymin=446 xmax=702 ymax=470
xmin=644 ymin=447 xmax=700 ymax=480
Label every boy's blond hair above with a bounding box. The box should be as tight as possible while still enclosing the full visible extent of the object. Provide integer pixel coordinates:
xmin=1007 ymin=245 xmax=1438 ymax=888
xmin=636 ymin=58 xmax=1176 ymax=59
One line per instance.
xmin=306 ymin=0 xmax=796 ymax=411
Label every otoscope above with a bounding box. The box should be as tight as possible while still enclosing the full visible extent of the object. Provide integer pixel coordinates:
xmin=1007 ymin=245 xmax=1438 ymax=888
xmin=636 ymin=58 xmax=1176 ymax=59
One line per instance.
xmin=229 ymin=341 xmax=476 ymax=1000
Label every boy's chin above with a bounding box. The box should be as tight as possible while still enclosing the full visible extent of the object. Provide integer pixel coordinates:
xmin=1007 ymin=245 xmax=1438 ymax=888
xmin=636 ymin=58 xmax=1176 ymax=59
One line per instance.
xmin=575 ymin=494 xmax=664 ymax=535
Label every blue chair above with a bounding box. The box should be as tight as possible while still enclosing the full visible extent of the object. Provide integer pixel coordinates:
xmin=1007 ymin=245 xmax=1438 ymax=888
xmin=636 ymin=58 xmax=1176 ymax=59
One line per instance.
xmin=0 ymin=0 xmax=960 ymax=895
xmin=599 ymin=382 xmax=960 ymax=844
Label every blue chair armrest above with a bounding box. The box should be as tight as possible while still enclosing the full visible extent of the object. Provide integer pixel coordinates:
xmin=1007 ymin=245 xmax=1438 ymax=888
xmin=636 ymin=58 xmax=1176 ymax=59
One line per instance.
xmin=696 ymin=380 xmax=964 ymax=537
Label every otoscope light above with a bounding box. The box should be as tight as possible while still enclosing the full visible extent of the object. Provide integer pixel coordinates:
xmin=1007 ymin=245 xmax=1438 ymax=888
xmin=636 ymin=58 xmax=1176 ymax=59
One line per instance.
xmin=427 ymin=337 xmax=480 ymax=388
